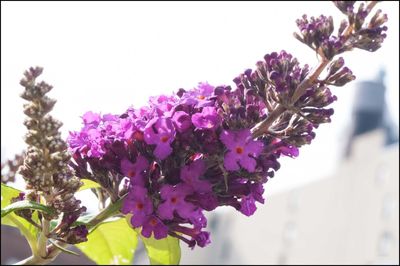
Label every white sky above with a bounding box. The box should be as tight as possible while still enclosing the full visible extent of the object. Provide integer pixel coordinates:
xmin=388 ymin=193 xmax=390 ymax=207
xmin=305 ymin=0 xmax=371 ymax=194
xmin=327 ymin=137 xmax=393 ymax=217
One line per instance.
xmin=1 ymin=2 xmax=399 ymax=200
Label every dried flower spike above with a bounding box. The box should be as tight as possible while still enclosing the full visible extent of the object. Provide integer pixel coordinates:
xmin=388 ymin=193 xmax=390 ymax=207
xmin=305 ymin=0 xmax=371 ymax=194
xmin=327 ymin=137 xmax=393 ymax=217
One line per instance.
xmin=18 ymin=66 xmax=87 ymax=244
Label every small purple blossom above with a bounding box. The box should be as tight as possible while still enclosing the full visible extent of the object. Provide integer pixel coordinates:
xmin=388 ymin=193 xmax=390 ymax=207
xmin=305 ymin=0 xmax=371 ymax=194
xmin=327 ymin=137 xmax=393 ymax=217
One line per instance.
xmin=188 ymin=192 xmax=219 ymax=211
xmin=188 ymin=209 xmax=207 ymax=228
xmin=180 ymin=82 xmax=215 ymax=107
xmin=272 ymin=140 xmax=300 ymax=158
xmin=66 ymin=225 xmax=89 ymax=244
xmin=120 ymin=156 xmax=149 ymax=185
xmin=158 ymin=184 xmax=195 ymax=220
xmin=180 ymin=159 xmax=212 ymax=193
xmin=172 ymin=111 xmax=192 ymax=133
xmin=141 ymin=215 xmax=169 ymax=240
xmin=118 ymin=118 xmax=136 ymax=140
xmin=149 ymin=95 xmax=178 ymax=117
xmin=220 ymin=129 xmax=263 ymax=172
xmin=172 ymin=225 xmax=211 ymax=249
xmin=102 ymin=113 xmax=118 ymax=122
xmin=122 ymin=186 xmax=153 ymax=227
xmin=144 ymin=117 xmax=176 ymax=160
xmin=239 ymin=195 xmax=257 ymax=216
xmin=67 ymin=128 xmax=106 ymax=158
xmin=18 ymin=192 xmax=25 ymax=201
xmin=82 ymin=111 xmax=101 ymax=128
xmin=194 ymin=231 xmax=211 ymax=248
xmin=191 ymin=107 xmax=221 ymax=130
xmin=250 ymin=183 xmax=265 ymax=204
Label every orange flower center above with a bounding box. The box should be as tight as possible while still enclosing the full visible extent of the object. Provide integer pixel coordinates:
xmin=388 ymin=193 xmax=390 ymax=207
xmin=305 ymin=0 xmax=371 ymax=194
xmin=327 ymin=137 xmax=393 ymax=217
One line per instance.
xmin=128 ymin=170 xmax=136 ymax=177
xmin=198 ymin=95 xmax=206 ymax=100
xmin=171 ymin=197 xmax=178 ymax=204
xmin=235 ymin=146 xmax=244 ymax=154
xmin=150 ymin=218 xmax=158 ymax=226
xmin=133 ymin=131 xmax=144 ymax=141
xmin=136 ymin=203 xmax=144 ymax=210
xmin=160 ymin=136 xmax=169 ymax=143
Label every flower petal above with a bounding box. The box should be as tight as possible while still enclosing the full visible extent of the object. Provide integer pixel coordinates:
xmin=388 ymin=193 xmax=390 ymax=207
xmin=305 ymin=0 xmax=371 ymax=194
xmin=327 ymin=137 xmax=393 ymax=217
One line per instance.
xmin=154 ymin=143 xmax=173 ymax=160
xmin=223 ymin=151 xmax=240 ymax=171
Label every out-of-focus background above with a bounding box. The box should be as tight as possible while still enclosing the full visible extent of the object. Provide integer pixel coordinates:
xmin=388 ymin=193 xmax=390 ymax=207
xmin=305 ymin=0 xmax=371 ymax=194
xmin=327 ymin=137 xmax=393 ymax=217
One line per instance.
xmin=1 ymin=1 xmax=399 ymax=265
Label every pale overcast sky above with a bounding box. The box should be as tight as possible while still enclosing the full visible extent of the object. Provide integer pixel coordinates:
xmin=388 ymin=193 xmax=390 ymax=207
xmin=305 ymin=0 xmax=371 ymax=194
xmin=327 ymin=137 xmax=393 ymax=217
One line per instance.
xmin=1 ymin=2 xmax=399 ymax=199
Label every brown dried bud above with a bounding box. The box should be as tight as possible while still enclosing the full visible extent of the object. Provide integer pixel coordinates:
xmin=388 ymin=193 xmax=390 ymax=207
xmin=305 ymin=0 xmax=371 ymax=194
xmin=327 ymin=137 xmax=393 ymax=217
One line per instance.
xmin=1 ymin=153 xmax=24 ymax=183
xmin=18 ymin=67 xmax=85 ymax=236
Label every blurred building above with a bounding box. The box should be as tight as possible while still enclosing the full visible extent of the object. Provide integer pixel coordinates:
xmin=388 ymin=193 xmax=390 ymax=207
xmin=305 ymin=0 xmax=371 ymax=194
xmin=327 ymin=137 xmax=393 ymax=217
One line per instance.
xmin=178 ymin=130 xmax=399 ymax=265
xmin=177 ymin=130 xmax=399 ymax=265
xmin=345 ymin=69 xmax=398 ymax=157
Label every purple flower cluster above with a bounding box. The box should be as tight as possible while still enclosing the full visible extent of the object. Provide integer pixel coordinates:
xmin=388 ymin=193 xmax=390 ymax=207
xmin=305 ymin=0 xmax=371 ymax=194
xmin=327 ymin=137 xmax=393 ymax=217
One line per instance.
xmin=295 ymin=2 xmax=388 ymax=58
xmin=295 ymin=14 xmax=346 ymax=59
xmin=68 ymin=50 xmax=343 ymax=248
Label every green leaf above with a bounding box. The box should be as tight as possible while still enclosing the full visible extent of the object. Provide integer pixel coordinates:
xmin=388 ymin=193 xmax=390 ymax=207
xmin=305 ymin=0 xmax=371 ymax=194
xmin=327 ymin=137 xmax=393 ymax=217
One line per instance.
xmin=76 ymin=218 xmax=138 ymax=265
xmin=1 ymin=200 xmax=56 ymax=218
xmin=137 ymin=229 xmax=181 ymax=265
xmin=78 ymin=179 xmax=101 ymax=192
xmin=1 ymin=183 xmax=39 ymax=255
xmin=84 ymin=194 xmax=126 ymax=232
xmin=76 ymin=213 xmax=97 ymax=225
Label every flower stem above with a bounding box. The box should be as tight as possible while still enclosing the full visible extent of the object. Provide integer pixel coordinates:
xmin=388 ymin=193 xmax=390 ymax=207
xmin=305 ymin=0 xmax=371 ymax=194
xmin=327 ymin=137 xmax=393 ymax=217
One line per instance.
xmin=37 ymin=195 xmax=51 ymax=259
xmin=14 ymin=241 xmax=66 ymax=265
xmin=251 ymin=105 xmax=286 ymax=138
xmin=37 ymin=219 xmax=50 ymax=258
xmin=85 ymin=193 xmax=126 ymax=231
xmin=251 ymin=56 xmax=330 ymax=139
xmin=291 ymin=58 xmax=330 ymax=104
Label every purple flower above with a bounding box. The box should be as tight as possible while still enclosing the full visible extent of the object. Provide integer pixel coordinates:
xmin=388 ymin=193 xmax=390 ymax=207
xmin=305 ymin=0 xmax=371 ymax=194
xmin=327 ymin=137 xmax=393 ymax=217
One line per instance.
xmin=188 ymin=209 xmax=207 ymax=228
xmin=180 ymin=82 xmax=215 ymax=107
xmin=157 ymin=184 xmax=195 ymax=220
xmin=188 ymin=192 xmax=219 ymax=211
xmin=102 ymin=113 xmax=118 ymax=122
xmin=144 ymin=117 xmax=176 ymax=160
xmin=82 ymin=111 xmax=101 ymax=128
xmin=17 ymin=192 xmax=26 ymax=201
xmin=180 ymin=160 xmax=218 ymax=211
xmin=118 ymin=118 xmax=136 ymax=140
xmin=194 ymin=231 xmax=211 ymax=248
xmin=120 ymin=156 xmax=149 ymax=185
xmin=250 ymin=183 xmax=265 ymax=204
xmin=180 ymin=159 xmax=212 ymax=193
xmin=191 ymin=107 xmax=221 ymax=130
xmin=239 ymin=195 xmax=257 ymax=216
xmin=68 ymin=128 xmax=106 ymax=158
xmin=66 ymin=225 xmax=89 ymax=244
xmin=171 ymin=225 xmax=211 ymax=249
xmin=67 ymin=131 xmax=87 ymax=154
xmin=122 ymin=186 xmax=153 ymax=227
xmin=172 ymin=111 xmax=192 ymax=133
xmin=149 ymin=95 xmax=177 ymax=117
xmin=272 ymin=140 xmax=299 ymax=158
xmin=85 ymin=129 xmax=106 ymax=157
xmin=141 ymin=215 xmax=169 ymax=240
xmin=60 ymin=206 xmax=87 ymax=229
xmin=130 ymin=106 xmax=153 ymax=131
xmin=220 ymin=129 xmax=263 ymax=172
xmin=197 ymin=82 xmax=214 ymax=95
